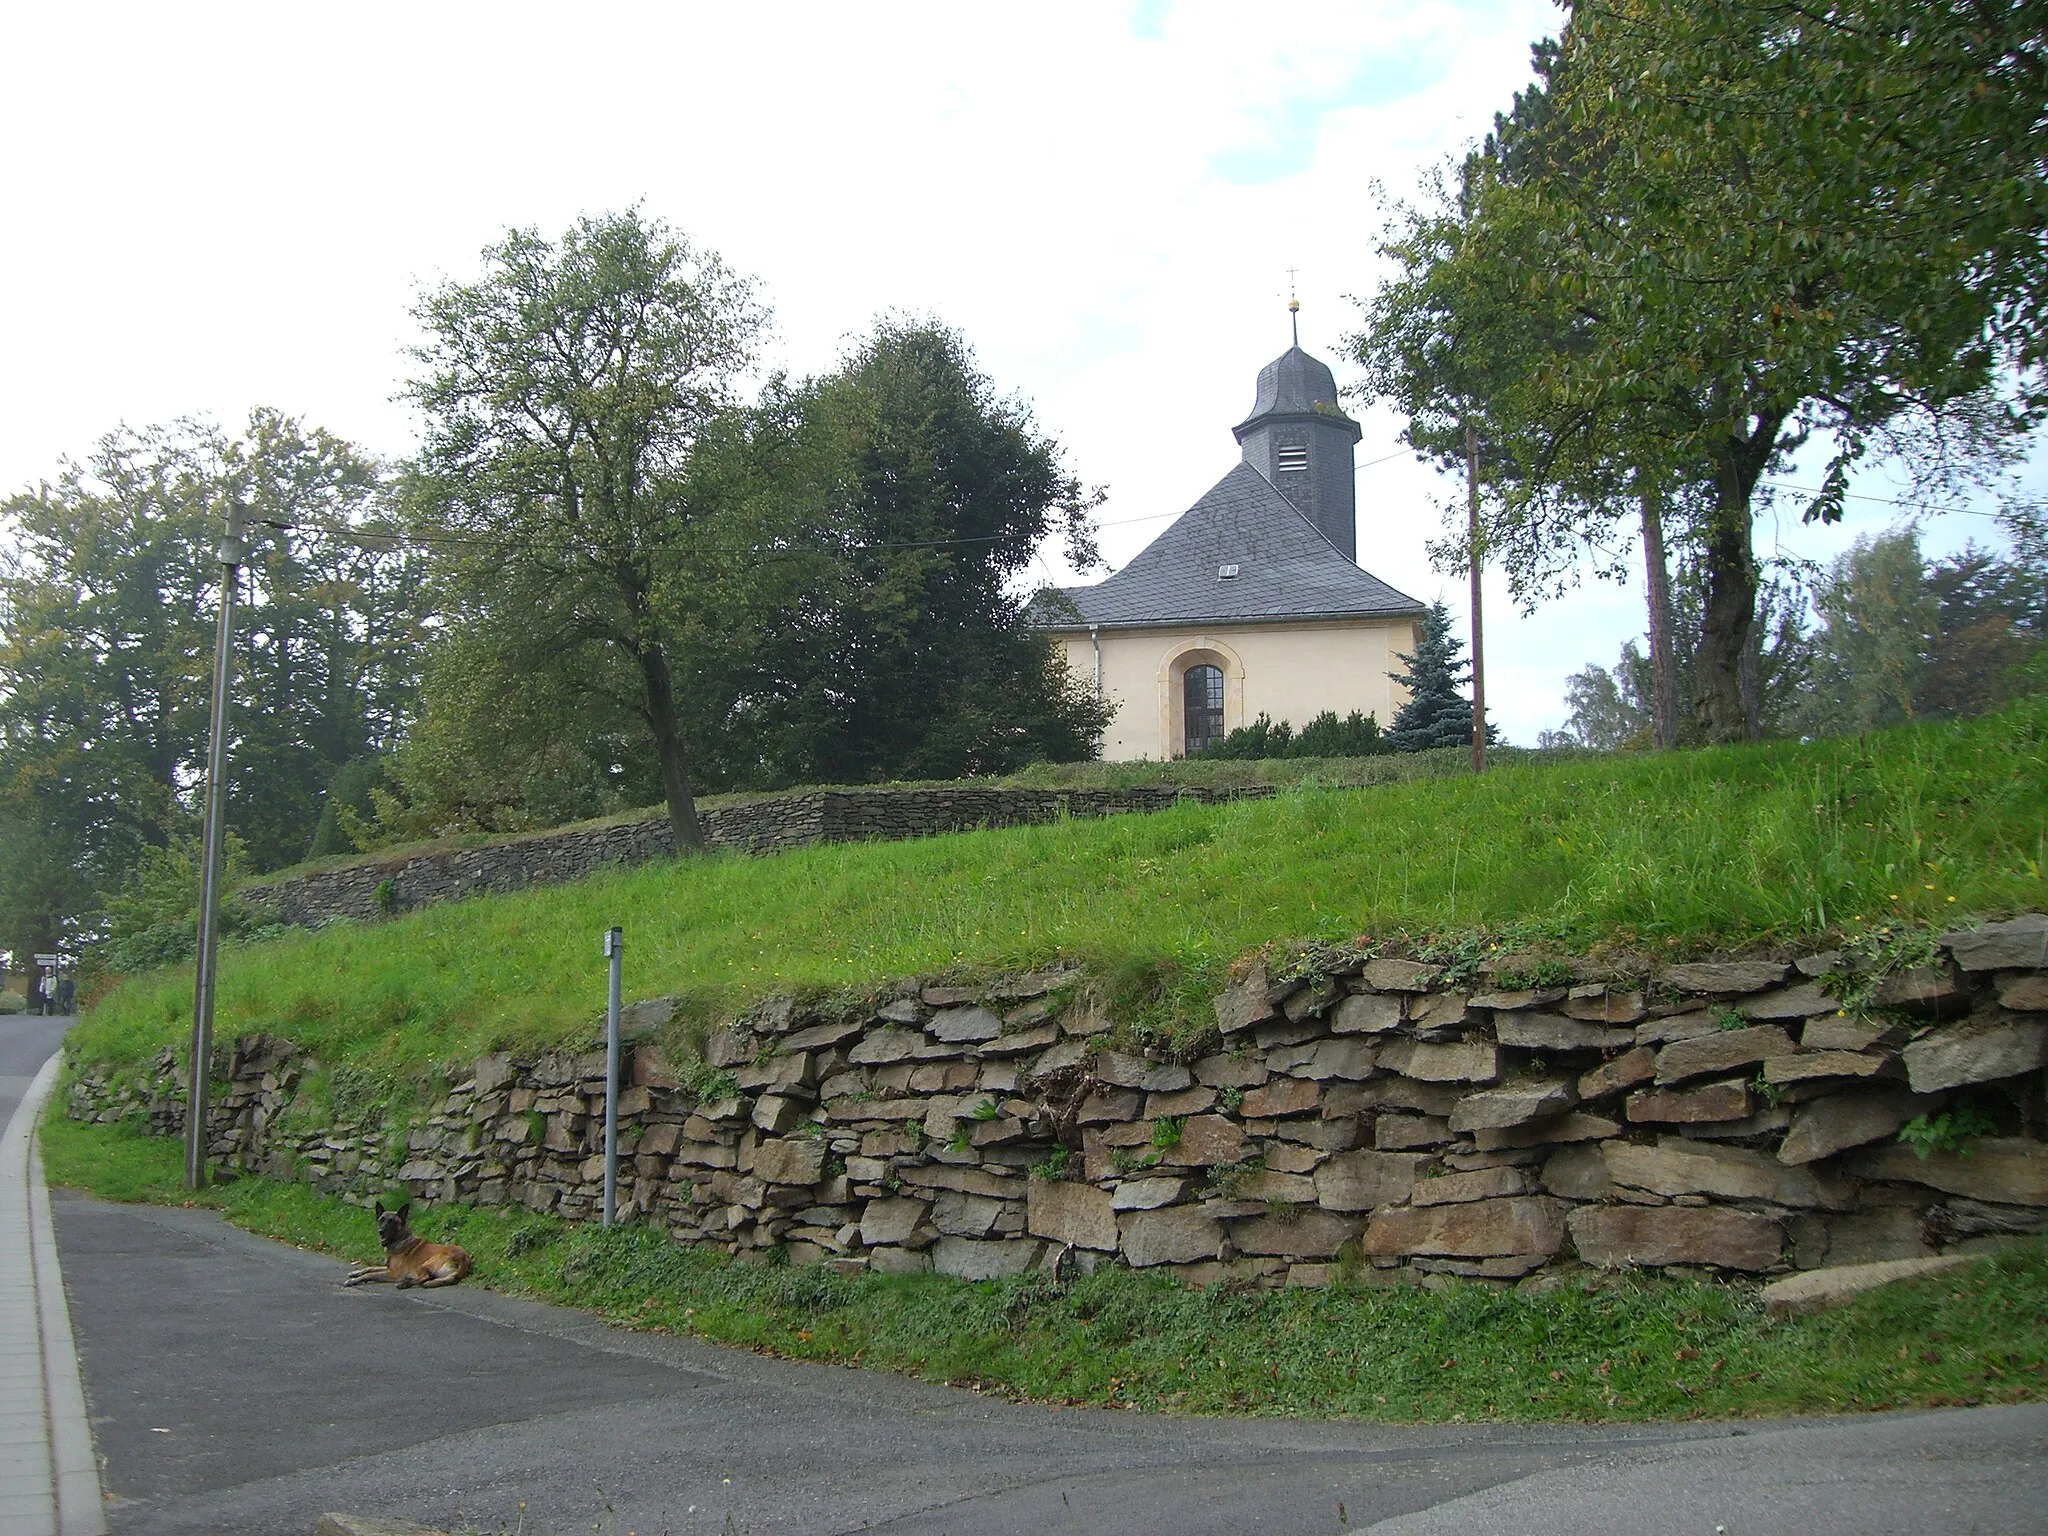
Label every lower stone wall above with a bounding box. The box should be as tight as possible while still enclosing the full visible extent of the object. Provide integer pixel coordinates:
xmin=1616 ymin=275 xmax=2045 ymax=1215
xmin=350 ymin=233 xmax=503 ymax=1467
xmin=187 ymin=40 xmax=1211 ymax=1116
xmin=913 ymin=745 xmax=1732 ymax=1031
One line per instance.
xmin=240 ymin=784 xmax=1274 ymax=930
xmin=68 ymin=915 xmax=2048 ymax=1287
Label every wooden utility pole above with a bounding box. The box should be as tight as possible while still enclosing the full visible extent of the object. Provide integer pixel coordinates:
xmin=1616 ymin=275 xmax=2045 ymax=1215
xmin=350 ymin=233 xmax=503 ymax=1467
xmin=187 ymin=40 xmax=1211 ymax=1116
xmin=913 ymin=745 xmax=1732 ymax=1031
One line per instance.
xmin=1640 ymin=479 xmax=1678 ymax=751
xmin=186 ymin=498 xmax=246 ymax=1190
xmin=1466 ymin=423 xmax=1486 ymax=774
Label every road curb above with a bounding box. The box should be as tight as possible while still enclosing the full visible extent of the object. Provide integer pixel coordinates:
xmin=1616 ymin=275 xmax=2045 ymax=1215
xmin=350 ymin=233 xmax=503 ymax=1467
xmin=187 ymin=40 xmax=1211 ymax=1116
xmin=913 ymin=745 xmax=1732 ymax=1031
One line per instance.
xmin=4 ymin=1052 xmax=108 ymax=1535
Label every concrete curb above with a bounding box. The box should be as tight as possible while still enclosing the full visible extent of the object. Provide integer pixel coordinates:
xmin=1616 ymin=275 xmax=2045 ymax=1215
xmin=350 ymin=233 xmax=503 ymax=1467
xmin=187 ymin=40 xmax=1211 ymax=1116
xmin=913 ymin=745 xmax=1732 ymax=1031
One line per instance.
xmin=1 ymin=1053 xmax=107 ymax=1535
xmin=1760 ymin=1253 xmax=1977 ymax=1317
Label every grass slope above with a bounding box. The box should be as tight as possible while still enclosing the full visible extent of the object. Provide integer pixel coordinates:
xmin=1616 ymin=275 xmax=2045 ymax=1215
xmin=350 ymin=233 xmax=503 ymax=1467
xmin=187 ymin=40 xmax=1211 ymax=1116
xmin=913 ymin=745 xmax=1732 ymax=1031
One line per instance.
xmin=76 ymin=700 xmax=2048 ymax=1080
xmin=42 ymin=1113 xmax=2048 ymax=1422
xmin=244 ymin=745 xmax=1494 ymax=886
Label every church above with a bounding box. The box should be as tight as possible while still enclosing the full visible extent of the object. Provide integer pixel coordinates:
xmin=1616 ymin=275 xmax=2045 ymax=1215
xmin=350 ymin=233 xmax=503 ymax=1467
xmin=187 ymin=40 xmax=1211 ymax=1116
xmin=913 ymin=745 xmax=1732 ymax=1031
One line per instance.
xmin=1033 ymin=328 xmax=1426 ymax=761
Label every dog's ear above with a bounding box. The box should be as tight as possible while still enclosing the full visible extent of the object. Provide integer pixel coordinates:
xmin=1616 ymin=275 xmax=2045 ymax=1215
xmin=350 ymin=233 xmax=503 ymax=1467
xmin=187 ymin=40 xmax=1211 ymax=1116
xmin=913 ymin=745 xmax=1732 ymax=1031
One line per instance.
xmin=374 ymin=1200 xmax=384 ymax=1216
xmin=395 ymin=1201 xmax=411 ymax=1222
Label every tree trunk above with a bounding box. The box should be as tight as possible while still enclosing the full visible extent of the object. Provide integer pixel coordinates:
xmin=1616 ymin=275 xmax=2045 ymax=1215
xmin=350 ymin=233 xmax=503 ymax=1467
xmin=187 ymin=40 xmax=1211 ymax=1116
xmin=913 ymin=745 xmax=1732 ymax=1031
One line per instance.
xmin=1639 ymin=480 xmax=1678 ymax=751
xmin=1694 ymin=492 xmax=1758 ymax=744
xmin=634 ymin=642 xmax=704 ymax=852
xmin=1693 ymin=411 xmax=1784 ymax=744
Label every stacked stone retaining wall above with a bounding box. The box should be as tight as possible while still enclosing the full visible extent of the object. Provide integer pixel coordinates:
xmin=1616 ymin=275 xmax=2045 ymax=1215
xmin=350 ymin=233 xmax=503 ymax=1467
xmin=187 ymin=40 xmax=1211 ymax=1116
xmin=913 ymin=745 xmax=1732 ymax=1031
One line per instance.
xmin=69 ymin=915 xmax=2048 ymax=1287
xmin=240 ymin=784 xmax=1274 ymax=930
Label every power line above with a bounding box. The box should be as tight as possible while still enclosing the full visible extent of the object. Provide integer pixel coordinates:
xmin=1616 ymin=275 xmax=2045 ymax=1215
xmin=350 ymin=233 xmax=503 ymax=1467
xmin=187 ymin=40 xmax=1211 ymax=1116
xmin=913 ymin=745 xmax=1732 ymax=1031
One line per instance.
xmin=262 ymin=442 xmax=1427 ymax=553
xmin=1758 ymin=480 xmax=2008 ymax=520
xmin=270 ymin=517 xmax=1020 ymax=558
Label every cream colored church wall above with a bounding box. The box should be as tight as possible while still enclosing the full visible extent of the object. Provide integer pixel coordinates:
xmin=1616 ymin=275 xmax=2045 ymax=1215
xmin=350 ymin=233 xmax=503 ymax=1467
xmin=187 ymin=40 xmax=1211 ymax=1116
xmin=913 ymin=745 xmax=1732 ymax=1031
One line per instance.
xmin=1060 ymin=618 xmax=1418 ymax=761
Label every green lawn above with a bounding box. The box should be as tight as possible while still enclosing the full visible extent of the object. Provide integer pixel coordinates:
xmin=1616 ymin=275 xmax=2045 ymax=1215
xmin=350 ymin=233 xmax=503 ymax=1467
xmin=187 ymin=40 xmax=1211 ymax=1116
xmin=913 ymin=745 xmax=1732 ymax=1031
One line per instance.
xmin=41 ymin=1113 xmax=2048 ymax=1423
xmin=74 ymin=699 xmax=2048 ymax=1082
xmin=242 ymin=744 xmax=1493 ymax=885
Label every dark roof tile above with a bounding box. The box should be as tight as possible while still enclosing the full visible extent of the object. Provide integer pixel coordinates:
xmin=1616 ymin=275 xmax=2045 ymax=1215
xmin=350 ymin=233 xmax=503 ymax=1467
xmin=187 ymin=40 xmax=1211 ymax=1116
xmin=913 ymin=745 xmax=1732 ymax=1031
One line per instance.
xmin=1032 ymin=462 xmax=1424 ymax=631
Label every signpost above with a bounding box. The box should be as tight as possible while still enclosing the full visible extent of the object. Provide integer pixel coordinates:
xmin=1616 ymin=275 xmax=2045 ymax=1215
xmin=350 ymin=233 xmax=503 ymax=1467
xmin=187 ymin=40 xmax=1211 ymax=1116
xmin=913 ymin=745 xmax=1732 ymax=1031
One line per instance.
xmin=602 ymin=926 xmax=623 ymax=1227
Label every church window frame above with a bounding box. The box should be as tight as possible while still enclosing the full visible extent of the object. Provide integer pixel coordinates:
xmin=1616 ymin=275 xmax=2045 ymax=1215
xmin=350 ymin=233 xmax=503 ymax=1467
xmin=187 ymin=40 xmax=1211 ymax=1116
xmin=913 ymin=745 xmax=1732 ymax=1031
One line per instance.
xmin=1183 ymin=663 xmax=1226 ymax=755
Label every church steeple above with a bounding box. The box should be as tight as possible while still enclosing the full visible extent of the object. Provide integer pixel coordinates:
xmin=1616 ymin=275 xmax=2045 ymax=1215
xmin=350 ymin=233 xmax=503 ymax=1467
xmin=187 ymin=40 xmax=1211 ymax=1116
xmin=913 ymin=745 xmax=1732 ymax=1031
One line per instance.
xmin=1231 ymin=311 xmax=1363 ymax=561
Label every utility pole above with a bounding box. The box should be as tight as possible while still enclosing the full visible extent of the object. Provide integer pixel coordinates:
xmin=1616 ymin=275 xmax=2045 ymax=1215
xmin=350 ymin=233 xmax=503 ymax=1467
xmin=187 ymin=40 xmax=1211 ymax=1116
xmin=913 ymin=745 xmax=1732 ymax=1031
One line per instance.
xmin=185 ymin=499 xmax=247 ymax=1190
xmin=1466 ymin=423 xmax=1486 ymax=775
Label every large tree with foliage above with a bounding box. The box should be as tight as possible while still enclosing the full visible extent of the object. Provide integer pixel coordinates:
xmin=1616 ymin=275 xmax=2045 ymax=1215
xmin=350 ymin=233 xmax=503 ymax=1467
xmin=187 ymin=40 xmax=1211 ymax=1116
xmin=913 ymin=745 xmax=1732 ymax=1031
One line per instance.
xmin=0 ymin=412 xmax=421 ymax=958
xmin=227 ymin=411 xmax=429 ymax=867
xmin=708 ymin=320 xmax=1109 ymax=786
xmin=375 ymin=307 xmax=1110 ymax=839
xmin=1361 ymin=3 xmax=2045 ymax=743
xmin=404 ymin=208 xmax=764 ymax=850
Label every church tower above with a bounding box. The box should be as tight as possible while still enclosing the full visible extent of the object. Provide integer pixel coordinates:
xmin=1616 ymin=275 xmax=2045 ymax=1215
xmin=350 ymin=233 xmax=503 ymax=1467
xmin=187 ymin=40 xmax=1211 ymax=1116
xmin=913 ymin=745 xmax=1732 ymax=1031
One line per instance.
xmin=1230 ymin=309 xmax=1363 ymax=562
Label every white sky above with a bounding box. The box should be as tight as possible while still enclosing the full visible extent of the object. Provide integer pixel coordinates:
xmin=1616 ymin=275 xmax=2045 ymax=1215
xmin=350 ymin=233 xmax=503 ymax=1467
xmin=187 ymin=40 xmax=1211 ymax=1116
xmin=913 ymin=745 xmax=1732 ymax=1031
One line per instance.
xmin=3 ymin=1 xmax=2038 ymax=744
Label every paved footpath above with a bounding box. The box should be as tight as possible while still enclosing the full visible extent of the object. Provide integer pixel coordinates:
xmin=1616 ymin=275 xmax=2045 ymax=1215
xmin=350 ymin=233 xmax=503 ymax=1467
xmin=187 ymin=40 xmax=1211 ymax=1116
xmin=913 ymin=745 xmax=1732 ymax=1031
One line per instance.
xmin=38 ymin=1183 xmax=2045 ymax=1536
xmin=3 ymin=1012 xmax=103 ymax=1536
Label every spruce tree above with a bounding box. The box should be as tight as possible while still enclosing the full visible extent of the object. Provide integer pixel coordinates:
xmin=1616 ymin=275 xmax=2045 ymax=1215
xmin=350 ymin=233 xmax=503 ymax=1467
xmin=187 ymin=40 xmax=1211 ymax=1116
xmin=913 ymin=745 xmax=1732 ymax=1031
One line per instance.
xmin=1386 ymin=600 xmax=1497 ymax=751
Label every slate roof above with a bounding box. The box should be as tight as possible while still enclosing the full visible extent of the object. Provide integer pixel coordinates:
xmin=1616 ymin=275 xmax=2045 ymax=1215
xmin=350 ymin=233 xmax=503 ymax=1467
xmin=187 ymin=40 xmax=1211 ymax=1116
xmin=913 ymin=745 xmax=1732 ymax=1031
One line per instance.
xmin=1233 ymin=346 xmax=1358 ymax=436
xmin=1033 ymin=462 xmax=1425 ymax=632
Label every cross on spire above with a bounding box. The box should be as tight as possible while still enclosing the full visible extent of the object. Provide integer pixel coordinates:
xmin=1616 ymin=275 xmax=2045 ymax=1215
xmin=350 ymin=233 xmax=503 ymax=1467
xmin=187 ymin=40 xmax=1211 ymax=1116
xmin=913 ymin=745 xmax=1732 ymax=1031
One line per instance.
xmin=1286 ymin=268 xmax=1301 ymax=347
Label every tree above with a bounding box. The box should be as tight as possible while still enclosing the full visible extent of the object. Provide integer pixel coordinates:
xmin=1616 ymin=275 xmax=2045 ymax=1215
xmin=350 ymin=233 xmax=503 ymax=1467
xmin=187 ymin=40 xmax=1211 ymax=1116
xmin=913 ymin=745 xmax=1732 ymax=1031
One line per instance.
xmin=1529 ymin=3 xmax=2040 ymax=738
xmin=228 ymin=411 xmax=428 ymax=868
xmin=1794 ymin=523 xmax=2043 ymax=734
xmin=1360 ymin=4 xmax=2045 ymax=743
xmin=0 ymin=421 xmax=219 ymax=891
xmin=1355 ymin=44 xmax=1700 ymax=751
xmin=1555 ymin=653 xmax=1650 ymax=750
xmin=695 ymin=320 xmax=1109 ymax=786
xmin=1553 ymin=556 xmax=1812 ymax=748
xmin=1387 ymin=601 xmax=1497 ymax=751
xmin=1799 ymin=530 xmax=1939 ymax=735
xmin=1919 ymin=520 xmax=2046 ymax=719
xmin=366 ymin=620 xmax=663 ymax=840
xmin=0 ymin=412 xmax=426 ymax=954
xmin=405 ymin=208 xmax=764 ymax=851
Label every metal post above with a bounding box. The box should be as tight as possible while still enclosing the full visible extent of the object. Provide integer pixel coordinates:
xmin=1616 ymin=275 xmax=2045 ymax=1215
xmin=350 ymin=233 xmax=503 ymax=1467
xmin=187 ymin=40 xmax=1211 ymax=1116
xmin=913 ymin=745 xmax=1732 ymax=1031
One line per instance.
xmin=602 ymin=925 xmax=623 ymax=1227
xmin=185 ymin=500 xmax=246 ymax=1190
xmin=1466 ymin=422 xmax=1486 ymax=775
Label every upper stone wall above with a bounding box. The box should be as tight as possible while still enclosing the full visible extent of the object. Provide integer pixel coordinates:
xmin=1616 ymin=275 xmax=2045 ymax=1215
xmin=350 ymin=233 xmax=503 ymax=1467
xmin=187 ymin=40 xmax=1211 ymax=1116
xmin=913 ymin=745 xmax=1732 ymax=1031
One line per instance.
xmin=240 ymin=783 xmax=1275 ymax=930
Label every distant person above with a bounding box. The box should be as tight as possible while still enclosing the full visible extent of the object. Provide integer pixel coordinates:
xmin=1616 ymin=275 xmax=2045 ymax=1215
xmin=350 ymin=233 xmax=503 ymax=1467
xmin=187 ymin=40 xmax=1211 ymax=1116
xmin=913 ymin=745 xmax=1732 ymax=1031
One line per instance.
xmin=56 ymin=976 xmax=75 ymax=1014
xmin=28 ymin=976 xmax=46 ymax=1015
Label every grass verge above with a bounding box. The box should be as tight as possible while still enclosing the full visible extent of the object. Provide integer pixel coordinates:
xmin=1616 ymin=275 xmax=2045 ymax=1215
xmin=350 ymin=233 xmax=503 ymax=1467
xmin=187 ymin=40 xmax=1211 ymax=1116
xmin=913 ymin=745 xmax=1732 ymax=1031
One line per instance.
xmin=44 ymin=1114 xmax=2048 ymax=1423
xmin=74 ymin=700 xmax=2048 ymax=1080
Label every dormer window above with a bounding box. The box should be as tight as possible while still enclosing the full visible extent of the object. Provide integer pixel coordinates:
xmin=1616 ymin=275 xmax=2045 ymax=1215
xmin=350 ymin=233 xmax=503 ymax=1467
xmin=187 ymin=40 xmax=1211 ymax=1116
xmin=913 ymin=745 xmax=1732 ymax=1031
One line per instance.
xmin=1276 ymin=443 xmax=1309 ymax=472
xmin=1218 ymin=563 xmax=1240 ymax=579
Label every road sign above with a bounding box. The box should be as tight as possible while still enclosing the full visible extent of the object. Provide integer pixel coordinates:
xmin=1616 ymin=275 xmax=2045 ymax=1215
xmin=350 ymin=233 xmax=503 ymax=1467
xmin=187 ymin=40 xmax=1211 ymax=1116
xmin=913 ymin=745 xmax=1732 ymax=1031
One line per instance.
xmin=33 ymin=953 xmax=60 ymax=966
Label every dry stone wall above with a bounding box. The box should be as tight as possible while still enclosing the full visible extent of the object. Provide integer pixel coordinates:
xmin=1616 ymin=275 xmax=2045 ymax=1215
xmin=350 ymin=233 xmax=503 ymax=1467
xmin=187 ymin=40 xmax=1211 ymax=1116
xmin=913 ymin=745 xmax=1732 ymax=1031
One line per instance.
xmin=240 ymin=784 xmax=1274 ymax=930
xmin=69 ymin=914 xmax=2048 ymax=1288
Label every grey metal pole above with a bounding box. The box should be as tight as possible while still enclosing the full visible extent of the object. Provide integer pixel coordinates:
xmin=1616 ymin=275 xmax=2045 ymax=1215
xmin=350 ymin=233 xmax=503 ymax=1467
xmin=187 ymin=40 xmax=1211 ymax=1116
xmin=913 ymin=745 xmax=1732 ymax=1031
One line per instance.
xmin=602 ymin=925 xmax=622 ymax=1227
xmin=185 ymin=501 xmax=246 ymax=1191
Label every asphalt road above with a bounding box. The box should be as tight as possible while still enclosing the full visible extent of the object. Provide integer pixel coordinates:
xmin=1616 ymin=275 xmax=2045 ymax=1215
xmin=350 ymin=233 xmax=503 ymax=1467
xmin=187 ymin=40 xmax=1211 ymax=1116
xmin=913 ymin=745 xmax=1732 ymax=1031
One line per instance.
xmin=48 ymin=1194 xmax=2048 ymax=1536
xmin=2 ymin=1009 xmax=74 ymax=1129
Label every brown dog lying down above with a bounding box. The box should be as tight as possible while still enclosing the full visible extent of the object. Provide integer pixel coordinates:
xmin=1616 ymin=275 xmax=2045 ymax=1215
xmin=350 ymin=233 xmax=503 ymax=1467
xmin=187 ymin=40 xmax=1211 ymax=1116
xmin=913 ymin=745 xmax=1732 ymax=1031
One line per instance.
xmin=344 ymin=1200 xmax=473 ymax=1289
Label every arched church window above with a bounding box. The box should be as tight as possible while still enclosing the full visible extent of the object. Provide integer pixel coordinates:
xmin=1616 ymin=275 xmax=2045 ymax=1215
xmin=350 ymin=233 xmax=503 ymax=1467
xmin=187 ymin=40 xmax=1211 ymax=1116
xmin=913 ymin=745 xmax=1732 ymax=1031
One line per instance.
xmin=1184 ymin=664 xmax=1224 ymax=755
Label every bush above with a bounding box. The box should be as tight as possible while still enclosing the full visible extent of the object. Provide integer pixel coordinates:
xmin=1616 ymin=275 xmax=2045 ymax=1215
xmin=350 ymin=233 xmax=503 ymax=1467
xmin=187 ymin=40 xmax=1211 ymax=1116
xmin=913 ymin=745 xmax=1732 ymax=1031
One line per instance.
xmin=98 ymin=834 xmax=260 ymax=974
xmin=1194 ymin=710 xmax=1387 ymax=761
